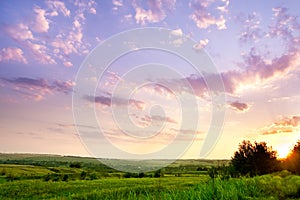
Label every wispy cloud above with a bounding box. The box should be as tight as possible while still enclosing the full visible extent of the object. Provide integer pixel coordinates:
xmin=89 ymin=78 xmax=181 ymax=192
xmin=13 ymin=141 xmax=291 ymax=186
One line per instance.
xmin=269 ymin=7 xmax=300 ymax=47
xmin=1 ymin=77 xmax=75 ymax=101
xmin=58 ymin=123 xmax=96 ymax=129
xmin=238 ymin=12 xmax=262 ymax=44
xmin=131 ymin=113 xmax=177 ymax=127
xmin=84 ymin=92 xmax=145 ymax=110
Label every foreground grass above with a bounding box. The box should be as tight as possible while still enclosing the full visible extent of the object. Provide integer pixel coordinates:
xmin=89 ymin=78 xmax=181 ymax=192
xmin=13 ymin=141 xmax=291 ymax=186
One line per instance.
xmin=0 ymin=172 xmax=300 ymax=200
xmin=0 ymin=177 xmax=203 ymax=199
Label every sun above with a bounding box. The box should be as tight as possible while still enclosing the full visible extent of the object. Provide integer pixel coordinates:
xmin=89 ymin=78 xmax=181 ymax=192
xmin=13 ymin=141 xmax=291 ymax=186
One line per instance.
xmin=276 ymin=145 xmax=291 ymax=159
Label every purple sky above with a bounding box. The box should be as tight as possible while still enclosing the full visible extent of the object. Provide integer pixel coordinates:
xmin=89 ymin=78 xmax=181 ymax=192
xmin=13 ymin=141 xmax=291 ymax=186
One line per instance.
xmin=0 ymin=0 xmax=300 ymax=159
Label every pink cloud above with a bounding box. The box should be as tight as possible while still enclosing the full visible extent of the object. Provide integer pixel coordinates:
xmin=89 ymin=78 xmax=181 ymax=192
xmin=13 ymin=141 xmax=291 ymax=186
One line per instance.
xmin=2 ymin=0 xmax=96 ymax=67
xmin=74 ymin=0 xmax=97 ymax=15
xmin=5 ymin=23 xmax=33 ymax=41
xmin=63 ymin=61 xmax=73 ymax=67
xmin=0 ymin=47 xmax=28 ymax=64
xmin=51 ymin=3 xmax=88 ymax=59
xmin=259 ymin=116 xmax=300 ymax=135
xmin=217 ymin=0 xmax=229 ymax=13
xmin=269 ymin=7 xmax=300 ymax=44
xmin=32 ymin=7 xmax=50 ymax=33
xmin=238 ymin=12 xmax=262 ymax=44
xmin=4 ymin=13 xmax=55 ymax=65
xmin=189 ymin=0 xmax=227 ymax=30
xmin=157 ymin=43 xmax=300 ymax=98
xmin=47 ymin=0 xmax=71 ymax=17
xmin=132 ymin=0 xmax=176 ymax=25
xmin=218 ymin=44 xmax=300 ymax=94
xmin=113 ymin=0 xmax=123 ymax=7
xmin=194 ymin=39 xmax=209 ymax=50
xmin=25 ymin=41 xmax=56 ymax=64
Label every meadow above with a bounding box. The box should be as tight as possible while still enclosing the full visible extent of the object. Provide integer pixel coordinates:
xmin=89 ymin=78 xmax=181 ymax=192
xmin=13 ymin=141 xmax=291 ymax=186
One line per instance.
xmin=0 ymin=154 xmax=300 ymax=200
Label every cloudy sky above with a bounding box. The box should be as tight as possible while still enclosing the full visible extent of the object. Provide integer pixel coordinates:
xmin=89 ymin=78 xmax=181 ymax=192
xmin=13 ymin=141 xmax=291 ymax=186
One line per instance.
xmin=0 ymin=0 xmax=300 ymax=159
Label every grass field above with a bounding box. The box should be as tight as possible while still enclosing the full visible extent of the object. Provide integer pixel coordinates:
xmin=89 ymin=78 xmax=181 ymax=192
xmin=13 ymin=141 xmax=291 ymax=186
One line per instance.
xmin=0 ymin=154 xmax=299 ymax=200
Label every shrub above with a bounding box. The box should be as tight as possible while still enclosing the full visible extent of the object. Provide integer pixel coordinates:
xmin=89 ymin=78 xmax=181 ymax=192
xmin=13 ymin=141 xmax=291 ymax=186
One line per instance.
xmin=43 ymin=173 xmax=51 ymax=181
xmin=69 ymin=162 xmax=81 ymax=168
xmin=80 ymin=171 xmax=87 ymax=180
xmin=62 ymin=174 xmax=69 ymax=182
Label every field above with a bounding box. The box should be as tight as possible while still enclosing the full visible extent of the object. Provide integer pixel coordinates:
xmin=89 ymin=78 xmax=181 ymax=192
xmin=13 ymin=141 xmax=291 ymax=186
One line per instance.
xmin=0 ymin=154 xmax=300 ymax=199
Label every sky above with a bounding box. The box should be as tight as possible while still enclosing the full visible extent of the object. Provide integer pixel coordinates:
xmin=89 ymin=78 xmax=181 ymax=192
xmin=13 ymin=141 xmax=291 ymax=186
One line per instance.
xmin=0 ymin=0 xmax=300 ymax=160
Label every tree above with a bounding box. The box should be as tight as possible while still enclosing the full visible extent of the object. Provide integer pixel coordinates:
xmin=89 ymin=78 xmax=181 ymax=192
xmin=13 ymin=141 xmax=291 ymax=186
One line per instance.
xmin=231 ymin=140 xmax=279 ymax=176
xmin=286 ymin=140 xmax=300 ymax=174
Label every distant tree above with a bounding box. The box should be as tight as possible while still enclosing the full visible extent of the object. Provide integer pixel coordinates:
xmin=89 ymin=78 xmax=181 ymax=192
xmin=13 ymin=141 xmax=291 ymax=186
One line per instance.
xmin=69 ymin=162 xmax=81 ymax=168
xmin=80 ymin=171 xmax=87 ymax=180
xmin=286 ymin=140 xmax=300 ymax=174
xmin=88 ymin=173 xmax=98 ymax=180
xmin=208 ymin=166 xmax=218 ymax=179
xmin=231 ymin=140 xmax=279 ymax=176
xmin=124 ymin=172 xmax=132 ymax=178
xmin=138 ymin=172 xmax=145 ymax=178
xmin=154 ymin=169 xmax=163 ymax=178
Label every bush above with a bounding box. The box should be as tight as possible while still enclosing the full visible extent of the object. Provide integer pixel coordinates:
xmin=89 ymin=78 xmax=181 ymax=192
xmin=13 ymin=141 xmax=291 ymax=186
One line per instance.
xmin=80 ymin=171 xmax=87 ymax=180
xmin=88 ymin=173 xmax=98 ymax=180
xmin=62 ymin=174 xmax=69 ymax=182
xmin=43 ymin=173 xmax=51 ymax=181
xmin=69 ymin=162 xmax=81 ymax=168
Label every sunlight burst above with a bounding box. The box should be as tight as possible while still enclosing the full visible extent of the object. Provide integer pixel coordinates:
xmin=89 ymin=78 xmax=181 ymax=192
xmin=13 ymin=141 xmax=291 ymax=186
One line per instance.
xmin=276 ymin=145 xmax=291 ymax=159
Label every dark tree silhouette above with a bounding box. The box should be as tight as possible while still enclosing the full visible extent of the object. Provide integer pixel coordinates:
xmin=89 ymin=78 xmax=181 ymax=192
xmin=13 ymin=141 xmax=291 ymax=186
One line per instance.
xmin=286 ymin=140 xmax=300 ymax=174
xmin=231 ymin=140 xmax=279 ymax=176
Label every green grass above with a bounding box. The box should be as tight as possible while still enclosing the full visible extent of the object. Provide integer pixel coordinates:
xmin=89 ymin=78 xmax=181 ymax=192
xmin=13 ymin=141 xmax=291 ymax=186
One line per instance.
xmin=0 ymin=164 xmax=55 ymax=176
xmin=0 ymin=177 xmax=205 ymax=199
xmin=0 ymin=172 xmax=299 ymax=199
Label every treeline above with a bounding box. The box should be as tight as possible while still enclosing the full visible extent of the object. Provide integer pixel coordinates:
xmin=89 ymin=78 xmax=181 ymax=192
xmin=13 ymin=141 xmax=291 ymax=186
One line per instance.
xmin=209 ymin=140 xmax=300 ymax=179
